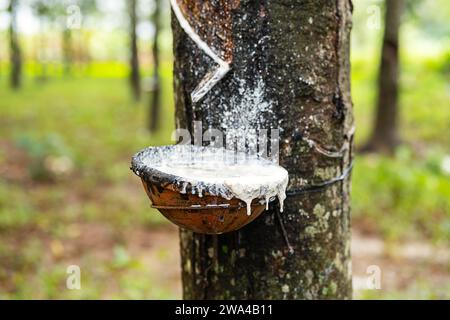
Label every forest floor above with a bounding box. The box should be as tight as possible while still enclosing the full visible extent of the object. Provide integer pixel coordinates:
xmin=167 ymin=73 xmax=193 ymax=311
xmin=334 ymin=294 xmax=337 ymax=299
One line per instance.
xmin=0 ymin=53 xmax=449 ymax=299
xmin=2 ymin=195 xmax=449 ymax=299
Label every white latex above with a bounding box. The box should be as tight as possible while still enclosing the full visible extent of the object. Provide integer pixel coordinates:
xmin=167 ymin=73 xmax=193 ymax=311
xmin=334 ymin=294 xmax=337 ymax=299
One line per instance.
xmin=143 ymin=147 xmax=289 ymax=215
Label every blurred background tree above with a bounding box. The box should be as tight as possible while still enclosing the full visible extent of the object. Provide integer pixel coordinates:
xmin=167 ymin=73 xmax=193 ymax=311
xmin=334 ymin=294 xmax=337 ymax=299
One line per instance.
xmin=128 ymin=0 xmax=141 ymax=101
xmin=364 ymin=0 xmax=404 ymax=153
xmin=8 ymin=0 xmax=21 ymax=89
xmin=148 ymin=0 xmax=160 ymax=132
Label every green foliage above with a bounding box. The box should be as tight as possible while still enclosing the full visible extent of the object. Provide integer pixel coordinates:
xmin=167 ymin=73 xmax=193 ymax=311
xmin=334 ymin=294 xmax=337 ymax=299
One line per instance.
xmin=352 ymin=146 xmax=450 ymax=243
xmin=109 ymin=245 xmax=141 ymax=272
xmin=0 ymin=183 xmax=34 ymax=229
xmin=15 ymin=133 xmax=74 ymax=181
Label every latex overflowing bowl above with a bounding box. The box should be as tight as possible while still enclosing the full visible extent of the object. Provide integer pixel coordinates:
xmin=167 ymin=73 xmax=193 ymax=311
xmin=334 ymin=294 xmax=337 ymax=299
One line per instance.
xmin=131 ymin=145 xmax=288 ymax=234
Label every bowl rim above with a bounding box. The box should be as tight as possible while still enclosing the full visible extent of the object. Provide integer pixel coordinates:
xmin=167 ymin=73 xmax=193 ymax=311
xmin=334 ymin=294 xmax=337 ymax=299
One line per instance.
xmin=130 ymin=144 xmax=280 ymax=201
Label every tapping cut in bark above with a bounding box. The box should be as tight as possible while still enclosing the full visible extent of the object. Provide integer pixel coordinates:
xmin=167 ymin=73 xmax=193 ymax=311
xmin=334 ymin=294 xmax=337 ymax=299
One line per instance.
xmin=169 ymin=0 xmax=238 ymax=102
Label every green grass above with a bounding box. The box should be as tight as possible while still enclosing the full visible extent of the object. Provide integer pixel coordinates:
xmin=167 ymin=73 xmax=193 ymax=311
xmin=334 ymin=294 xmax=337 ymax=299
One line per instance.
xmin=352 ymin=146 xmax=450 ymax=243
xmin=0 ymin=75 xmax=177 ymax=299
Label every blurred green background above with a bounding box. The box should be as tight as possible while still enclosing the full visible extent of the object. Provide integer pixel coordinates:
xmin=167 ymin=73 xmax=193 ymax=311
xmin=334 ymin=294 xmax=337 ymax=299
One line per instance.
xmin=0 ymin=0 xmax=449 ymax=299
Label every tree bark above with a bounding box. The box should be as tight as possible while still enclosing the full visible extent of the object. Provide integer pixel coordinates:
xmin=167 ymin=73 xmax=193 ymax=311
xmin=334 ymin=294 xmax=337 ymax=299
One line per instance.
xmin=149 ymin=0 xmax=161 ymax=132
xmin=8 ymin=0 xmax=22 ymax=89
xmin=129 ymin=0 xmax=141 ymax=101
xmin=173 ymin=0 xmax=354 ymax=299
xmin=365 ymin=0 xmax=403 ymax=153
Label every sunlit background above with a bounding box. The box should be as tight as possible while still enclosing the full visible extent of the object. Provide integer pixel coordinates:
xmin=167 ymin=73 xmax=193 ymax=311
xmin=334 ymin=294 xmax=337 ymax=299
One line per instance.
xmin=0 ymin=0 xmax=449 ymax=299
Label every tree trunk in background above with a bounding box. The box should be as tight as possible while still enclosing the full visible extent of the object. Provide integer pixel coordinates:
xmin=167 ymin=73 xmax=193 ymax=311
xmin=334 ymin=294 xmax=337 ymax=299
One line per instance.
xmin=62 ymin=28 xmax=73 ymax=76
xmin=129 ymin=0 xmax=141 ymax=101
xmin=8 ymin=0 xmax=22 ymax=89
xmin=149 ymin=0 xmax=161 ymax=132
xmin=365 ymin=0 xmax=403 ymax=153
xmin=173 ymin=0 xmax=354 ymax=299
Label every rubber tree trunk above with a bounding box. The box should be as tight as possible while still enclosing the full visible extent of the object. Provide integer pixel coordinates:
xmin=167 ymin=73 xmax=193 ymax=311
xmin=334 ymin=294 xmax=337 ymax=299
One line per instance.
xmin=8 ymin=0 xmax=22 ymax=89
xmin=365 ymin=0 xmax=403 ymax=153
xmin=173 ymin=0 xmax=354 ymax=299
xmin=129 ymin=0 xmax=141 ymax=101
xmin=149 ymin=0 xmax=161 ymax=132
